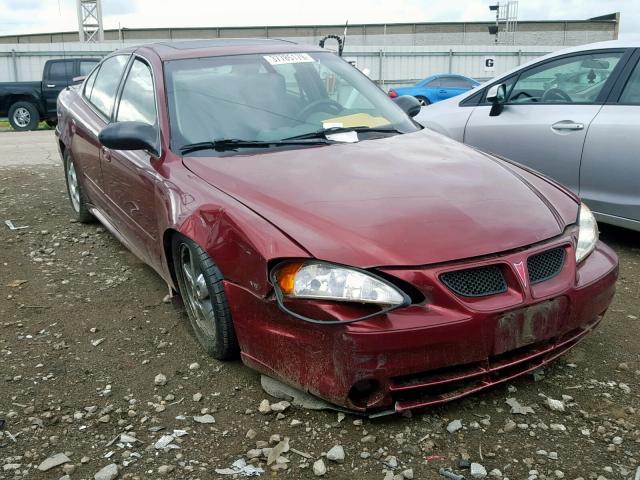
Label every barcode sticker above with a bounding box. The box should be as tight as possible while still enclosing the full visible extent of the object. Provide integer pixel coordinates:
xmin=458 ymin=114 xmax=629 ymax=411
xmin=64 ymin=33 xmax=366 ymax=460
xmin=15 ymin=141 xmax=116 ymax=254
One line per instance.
xmin=263 ymin=53 xmax=315 ymax=65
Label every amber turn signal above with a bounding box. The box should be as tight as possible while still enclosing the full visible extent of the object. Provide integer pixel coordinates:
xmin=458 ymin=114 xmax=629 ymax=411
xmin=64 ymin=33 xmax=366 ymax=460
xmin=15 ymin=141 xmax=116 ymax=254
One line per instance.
xmin=276 ymin=262 xmax=304 ymax=295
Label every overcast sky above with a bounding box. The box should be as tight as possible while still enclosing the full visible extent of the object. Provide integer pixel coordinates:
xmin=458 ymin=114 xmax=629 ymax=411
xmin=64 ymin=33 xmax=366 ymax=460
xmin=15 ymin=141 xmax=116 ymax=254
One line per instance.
xmin=0 ymin=0 xmax=638 ymax=40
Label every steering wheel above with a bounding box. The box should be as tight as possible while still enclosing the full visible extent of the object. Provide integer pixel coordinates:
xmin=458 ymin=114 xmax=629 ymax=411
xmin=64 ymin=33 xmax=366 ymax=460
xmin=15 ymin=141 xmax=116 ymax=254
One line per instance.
xmin=298 ymin=98 xmax=342 ymax=120
xmin=542 ymin=88 xmax=572 ymax=103
xmin=511 ymin=91 xmax=533 ymax=102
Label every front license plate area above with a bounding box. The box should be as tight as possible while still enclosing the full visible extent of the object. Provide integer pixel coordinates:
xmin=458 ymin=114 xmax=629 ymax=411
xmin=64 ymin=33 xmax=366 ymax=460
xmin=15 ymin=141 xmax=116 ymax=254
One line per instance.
xmin=493 ymin=298 xmax=568 ymax=355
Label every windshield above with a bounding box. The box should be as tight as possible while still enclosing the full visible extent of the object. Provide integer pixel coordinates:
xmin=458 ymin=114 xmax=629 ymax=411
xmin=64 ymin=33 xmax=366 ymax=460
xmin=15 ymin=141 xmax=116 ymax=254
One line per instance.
xmin=164 ymin=51 xmax=419 ymax=153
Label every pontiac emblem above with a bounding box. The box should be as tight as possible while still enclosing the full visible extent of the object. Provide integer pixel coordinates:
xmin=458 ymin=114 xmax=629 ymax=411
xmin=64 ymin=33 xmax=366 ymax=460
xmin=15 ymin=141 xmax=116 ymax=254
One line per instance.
xmin=513 ymin=260 xmax=527 ymax=287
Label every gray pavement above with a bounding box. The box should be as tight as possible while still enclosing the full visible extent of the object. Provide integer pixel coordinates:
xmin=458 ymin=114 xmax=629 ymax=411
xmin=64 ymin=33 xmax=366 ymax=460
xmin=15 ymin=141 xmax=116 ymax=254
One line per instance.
xmin=0 ymin=130 xmax=60 ymax=166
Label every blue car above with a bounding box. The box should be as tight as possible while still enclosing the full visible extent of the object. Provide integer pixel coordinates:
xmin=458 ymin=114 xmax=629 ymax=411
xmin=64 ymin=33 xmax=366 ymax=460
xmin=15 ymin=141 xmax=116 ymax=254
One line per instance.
xmin=388 ymin=74 xmax=480 ymax=106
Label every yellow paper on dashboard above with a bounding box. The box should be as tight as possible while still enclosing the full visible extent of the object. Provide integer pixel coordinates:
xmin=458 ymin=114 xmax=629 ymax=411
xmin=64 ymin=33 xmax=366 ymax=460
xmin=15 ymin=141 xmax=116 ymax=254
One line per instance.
xmin=322 ymin=112 xmax=390 ymax=128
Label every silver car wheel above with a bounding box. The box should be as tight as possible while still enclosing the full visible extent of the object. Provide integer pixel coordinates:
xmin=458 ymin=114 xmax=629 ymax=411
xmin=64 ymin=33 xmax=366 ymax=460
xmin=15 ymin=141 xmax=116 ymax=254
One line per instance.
xmin=179 ymin=244 xmax=215 ymax=338
xmin=67 ymin=160 xmax=81 ymax=212
xmin=13 ymin=107 xmax=31 ymax=128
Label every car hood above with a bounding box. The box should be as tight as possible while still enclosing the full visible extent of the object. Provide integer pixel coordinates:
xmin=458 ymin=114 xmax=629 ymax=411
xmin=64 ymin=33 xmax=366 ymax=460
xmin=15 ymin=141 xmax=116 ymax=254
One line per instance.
xmin=183 ymin=130 xmax=578 ymax=267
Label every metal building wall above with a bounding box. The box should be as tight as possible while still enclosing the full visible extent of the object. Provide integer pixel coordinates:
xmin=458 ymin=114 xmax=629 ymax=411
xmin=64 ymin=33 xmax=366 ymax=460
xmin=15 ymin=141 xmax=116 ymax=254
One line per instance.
xmin=0 ymin=42 xmax=116 ymax=82
xmin=0 ymin=42 xmax=562 ymax=86
xmin=0 ymin=17 xmax=618 ymax=46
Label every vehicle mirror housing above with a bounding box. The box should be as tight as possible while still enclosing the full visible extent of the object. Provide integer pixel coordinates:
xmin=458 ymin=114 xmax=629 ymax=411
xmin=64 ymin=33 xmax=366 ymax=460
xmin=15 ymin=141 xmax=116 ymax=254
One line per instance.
xmin=99 ymin=121 xmax=159 ymax=157
xmin=486 ymin=83 xmax=507 ymax=117
xmin=393 ymin=95 xmax=422 ymax=118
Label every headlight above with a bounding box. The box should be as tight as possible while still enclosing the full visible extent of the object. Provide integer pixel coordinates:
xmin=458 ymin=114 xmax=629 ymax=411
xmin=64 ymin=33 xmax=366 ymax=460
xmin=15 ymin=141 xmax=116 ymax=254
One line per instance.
xmin=575 ymin=203 xmax=598 ymax=263
xmin=272 ymin=261 xmax=407 ymax=306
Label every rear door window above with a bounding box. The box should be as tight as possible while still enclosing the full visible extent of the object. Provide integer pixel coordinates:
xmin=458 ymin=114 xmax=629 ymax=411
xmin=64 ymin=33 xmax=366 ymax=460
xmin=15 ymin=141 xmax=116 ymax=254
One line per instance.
xmin=80 ymin=60 xmax=99 ymax=76
xmin=48 ymin=61 xmax=74 ymax=81
xmin=619 ymin=59 xmax=640 ymax=104
xmin=439 ymin=77 xmax=474 ymax=88
xmin=86 ymin=55 xmax=129 ymax=118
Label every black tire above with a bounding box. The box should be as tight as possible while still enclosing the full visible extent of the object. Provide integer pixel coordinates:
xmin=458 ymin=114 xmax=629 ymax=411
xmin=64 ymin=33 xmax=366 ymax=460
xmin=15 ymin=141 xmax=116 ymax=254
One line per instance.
xmin=416 ymin=96 xmax=430 ymax=107
xmin=62 ymin=150 xmax=93 ymax=223
xmin=172 ymin=235 xmax=239 ymax=360
xmin=8 ymin=101 xmax=40 ymax=131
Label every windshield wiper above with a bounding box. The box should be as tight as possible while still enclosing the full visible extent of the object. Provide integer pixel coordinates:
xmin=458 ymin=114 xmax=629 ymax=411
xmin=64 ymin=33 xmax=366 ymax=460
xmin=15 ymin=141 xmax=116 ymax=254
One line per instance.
xmin=283 ymin=126 xmax=404 ymax=141
xmin=179 ymin=138 xmax=334 ymax=154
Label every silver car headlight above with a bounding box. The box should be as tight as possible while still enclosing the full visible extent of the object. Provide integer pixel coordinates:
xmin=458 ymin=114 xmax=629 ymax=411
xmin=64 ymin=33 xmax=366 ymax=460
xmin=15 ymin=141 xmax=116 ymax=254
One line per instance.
xmin=575 ymin=203 xmax=598 ymax=263
xmin=272 ymin=261 xmax=407 ymax=306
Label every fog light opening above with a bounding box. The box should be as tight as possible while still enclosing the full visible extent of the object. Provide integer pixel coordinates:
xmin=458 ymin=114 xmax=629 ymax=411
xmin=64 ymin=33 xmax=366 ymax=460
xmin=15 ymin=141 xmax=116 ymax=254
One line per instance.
xmin=348 ymin=378 xmax=384 ymax=409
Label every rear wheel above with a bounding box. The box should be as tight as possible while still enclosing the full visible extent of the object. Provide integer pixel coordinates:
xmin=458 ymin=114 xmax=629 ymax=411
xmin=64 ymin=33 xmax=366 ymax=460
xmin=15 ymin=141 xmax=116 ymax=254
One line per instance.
xmin=8 ymin=101 xmax=40 ymax=131
xmin=416 ymin=96 xmax=430 ymax=107
xmin=63 ymin=150 xmax=93 ymax=223
xmin=172 ymin=235 xmax=239 ymax=360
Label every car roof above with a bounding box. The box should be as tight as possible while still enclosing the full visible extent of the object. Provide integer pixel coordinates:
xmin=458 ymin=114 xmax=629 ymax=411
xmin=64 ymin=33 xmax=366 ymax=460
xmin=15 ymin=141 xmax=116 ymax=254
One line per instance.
xmin=127 ymin=38 xmax=327 ymax=61
xmin=550 ymin=39 xmax=640 ymax=54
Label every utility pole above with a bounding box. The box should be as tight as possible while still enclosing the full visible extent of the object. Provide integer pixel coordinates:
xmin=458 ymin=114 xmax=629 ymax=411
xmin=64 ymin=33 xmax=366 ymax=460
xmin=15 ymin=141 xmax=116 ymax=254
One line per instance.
xmin=77 ymin=0 xmax=104 ymax=43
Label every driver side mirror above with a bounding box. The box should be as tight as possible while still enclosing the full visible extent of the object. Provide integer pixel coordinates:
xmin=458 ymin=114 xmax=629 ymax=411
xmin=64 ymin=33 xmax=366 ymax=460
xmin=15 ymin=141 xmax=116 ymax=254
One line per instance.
xmin=486 ymin=83 xmax=507 ymax=117
xmin=99 ymin=121 xmax=160 ymax=158
xmin=392 ymin=95 xmax=421 ymax=118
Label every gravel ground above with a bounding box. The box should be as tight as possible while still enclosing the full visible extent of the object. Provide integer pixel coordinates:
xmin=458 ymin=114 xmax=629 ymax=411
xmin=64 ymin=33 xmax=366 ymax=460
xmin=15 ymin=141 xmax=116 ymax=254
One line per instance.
xmin=1 ymin=164 xmax=639 ymax=480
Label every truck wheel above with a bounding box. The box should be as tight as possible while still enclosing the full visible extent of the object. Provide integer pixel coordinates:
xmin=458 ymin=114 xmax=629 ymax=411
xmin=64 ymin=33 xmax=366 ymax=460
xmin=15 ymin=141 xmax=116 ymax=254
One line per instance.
xmin=172 ymin=235 xmax=239 ymax=360
xmin=63 ymin=150 xmax=93 ymax=223
xmin=8 ymin=101 xmax=40 ymax=131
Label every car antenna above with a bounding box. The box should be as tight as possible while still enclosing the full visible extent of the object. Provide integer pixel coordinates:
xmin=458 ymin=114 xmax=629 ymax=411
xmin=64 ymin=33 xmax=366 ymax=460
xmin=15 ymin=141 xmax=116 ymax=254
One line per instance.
xmin=342 ymin=20 xmax=349 ymax=56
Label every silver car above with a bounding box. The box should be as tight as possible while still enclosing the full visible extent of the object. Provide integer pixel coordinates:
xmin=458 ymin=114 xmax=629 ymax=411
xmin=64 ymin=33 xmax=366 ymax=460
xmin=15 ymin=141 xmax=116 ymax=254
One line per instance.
xmin=417 ymin=40 xmax=640 ymax=232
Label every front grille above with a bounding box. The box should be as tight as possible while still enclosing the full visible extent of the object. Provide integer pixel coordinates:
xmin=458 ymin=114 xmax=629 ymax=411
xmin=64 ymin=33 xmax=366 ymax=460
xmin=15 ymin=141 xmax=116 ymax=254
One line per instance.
xmin=528 ymin=247 xmax=565 ymax=284
xmin=440 ymin=265 xmax=507 ymax=297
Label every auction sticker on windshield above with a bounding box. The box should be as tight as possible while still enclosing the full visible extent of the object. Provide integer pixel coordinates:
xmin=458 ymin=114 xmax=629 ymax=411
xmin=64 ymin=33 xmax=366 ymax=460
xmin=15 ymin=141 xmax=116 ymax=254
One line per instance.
xmin=263 ymin=53 xmax=315 ymax=65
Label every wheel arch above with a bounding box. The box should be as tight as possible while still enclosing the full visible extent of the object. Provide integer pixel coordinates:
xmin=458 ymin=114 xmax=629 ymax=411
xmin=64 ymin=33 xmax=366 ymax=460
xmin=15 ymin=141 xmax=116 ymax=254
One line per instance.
xmin=5 ymin=94 xmax=44 ymax=115
xmin=422 ymin=93 xmax=435 ymax=103
xmin=162 ymin=227 xmax=181 ymax=291
xmin=161 ymin=204 xmax=310 ymax=299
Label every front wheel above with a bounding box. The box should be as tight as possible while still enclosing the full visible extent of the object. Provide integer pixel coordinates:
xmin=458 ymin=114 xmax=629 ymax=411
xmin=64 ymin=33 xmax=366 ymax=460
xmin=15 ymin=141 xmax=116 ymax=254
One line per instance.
xmin=172 ymin=235 xmax=239 ymax=360
xmin=8 ymin=101 xmax=40 ymax=131
xmin=416 ymin=96 xmax=430 ymax=107
xmin=63 ymin=151 xmax=93 ymax=223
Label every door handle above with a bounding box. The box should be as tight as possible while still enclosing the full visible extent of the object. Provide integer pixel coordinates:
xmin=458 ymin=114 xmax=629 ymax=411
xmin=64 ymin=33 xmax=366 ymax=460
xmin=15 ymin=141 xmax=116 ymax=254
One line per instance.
xmin=439 ymin=89 xmax=446 ymax=93
xmin=101 ymin=146 xmax=111 ymax=162
xmin=46 ymin=84 xmax=56 ymax=88
xmin=551 ymin=121 xmax=584 ymax=131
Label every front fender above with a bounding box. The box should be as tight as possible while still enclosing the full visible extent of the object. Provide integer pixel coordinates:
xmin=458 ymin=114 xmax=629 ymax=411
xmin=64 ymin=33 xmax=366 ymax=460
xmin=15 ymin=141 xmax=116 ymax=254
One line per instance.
xmin=158 ymin=165 xmax=310 ymax=297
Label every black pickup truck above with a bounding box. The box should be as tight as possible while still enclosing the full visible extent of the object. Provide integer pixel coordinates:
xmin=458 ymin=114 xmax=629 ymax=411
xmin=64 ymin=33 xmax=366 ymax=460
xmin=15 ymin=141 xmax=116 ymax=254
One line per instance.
xmin=0 ymin=58 xmax=99 ymax=131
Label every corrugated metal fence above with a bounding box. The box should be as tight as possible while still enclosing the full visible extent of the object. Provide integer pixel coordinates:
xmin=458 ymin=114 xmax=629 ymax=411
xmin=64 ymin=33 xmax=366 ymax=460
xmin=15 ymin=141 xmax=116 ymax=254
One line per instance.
xmin=0 ymin=42 xmax=559 ymax=88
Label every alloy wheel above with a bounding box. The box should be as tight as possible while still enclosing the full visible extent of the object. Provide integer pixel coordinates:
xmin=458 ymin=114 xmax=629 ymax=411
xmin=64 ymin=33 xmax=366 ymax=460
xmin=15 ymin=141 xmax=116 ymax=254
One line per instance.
xmin=13 ymin=107 xmax=31 ymax=128
xmin=67 ymin=160 xmax=81 ymax=212
xmin=179 ymin=243 xmax=216 ymax=338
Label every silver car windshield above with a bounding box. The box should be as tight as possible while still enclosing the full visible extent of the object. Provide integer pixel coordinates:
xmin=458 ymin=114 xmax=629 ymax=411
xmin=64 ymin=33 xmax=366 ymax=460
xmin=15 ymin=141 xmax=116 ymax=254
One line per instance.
xmin=164 ymin=52 xmax=418 ymax=149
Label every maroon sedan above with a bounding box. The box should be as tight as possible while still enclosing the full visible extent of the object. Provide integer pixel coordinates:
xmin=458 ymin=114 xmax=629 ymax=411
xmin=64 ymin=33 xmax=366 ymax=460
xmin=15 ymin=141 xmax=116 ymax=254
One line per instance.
xmin=55 ymin=39 xmax=618 ymax=414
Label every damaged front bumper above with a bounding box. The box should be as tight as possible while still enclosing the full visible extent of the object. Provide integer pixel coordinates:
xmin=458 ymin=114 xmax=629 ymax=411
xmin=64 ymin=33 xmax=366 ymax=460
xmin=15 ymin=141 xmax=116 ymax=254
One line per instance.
xmin=226 ymin=236 xmax=618 ymax=414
